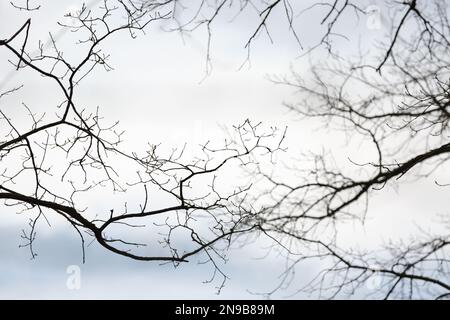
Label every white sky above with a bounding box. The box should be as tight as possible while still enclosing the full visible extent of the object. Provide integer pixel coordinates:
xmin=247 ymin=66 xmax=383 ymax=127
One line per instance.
xmin=0 ymin=0 xmax=448 ymax=299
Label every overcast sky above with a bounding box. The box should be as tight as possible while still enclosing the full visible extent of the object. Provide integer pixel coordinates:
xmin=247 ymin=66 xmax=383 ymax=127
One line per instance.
xmin=0 ymin=0 xmax=316 ymax=299
xmin=1 ymin=0 xmax=448 ymax=299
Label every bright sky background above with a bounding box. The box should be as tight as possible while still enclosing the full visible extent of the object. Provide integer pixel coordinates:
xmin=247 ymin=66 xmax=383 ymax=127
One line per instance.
xmin=1 ymin=0 xmax=448 ymax=299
